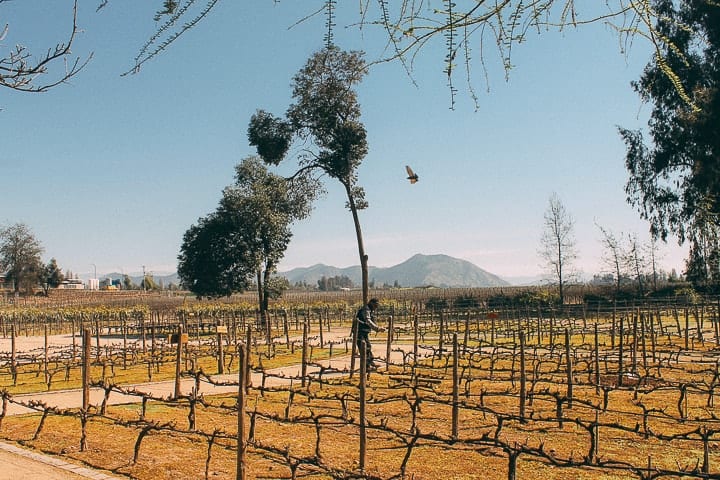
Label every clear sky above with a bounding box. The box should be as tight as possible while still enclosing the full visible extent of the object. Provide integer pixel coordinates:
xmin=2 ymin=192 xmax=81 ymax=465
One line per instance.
xmin=1 ymin=1 xmax=688 ymax=282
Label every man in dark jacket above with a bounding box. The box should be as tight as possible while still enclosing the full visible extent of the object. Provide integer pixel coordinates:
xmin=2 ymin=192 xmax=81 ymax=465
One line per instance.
xmin=355 ymin=298 xmax=384 ymax=371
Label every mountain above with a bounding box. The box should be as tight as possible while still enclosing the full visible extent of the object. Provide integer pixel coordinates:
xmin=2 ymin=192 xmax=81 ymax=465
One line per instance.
xmin=279 ymin=254 xmax=510 ymax=288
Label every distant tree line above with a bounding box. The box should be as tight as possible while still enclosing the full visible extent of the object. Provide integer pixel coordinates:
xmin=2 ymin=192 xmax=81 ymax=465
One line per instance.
xmin=317 ymin=275 xmax=354 ymax=291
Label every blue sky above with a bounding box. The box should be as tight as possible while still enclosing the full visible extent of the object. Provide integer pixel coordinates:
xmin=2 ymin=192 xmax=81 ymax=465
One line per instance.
xmin=1 ymin=1 xmax=688 ymax=281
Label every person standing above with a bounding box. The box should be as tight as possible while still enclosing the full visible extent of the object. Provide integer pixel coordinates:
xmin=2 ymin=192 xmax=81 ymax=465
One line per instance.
xmin=355 ymin=298 xmax=384 ymax=371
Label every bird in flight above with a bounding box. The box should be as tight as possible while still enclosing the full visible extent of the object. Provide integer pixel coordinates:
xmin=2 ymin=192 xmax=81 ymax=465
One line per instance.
xmin=405 ymin=165 xmax=419 ymax=184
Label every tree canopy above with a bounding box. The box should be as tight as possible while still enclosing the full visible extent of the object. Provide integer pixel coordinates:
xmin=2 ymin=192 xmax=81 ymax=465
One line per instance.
xmin=248 ymin=46 xmax=373 ymax=302
xmin=177 ymin=156 xmax=316 ymax=299
xmin=0 ymin=222 xmax=44 ymax=294
xmin=619 ymin=0 xmax=719 ymax=286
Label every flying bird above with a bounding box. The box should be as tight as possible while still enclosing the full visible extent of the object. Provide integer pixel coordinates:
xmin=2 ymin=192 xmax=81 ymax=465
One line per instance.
xmin=405 ymin=165 xmax=419 ymax=184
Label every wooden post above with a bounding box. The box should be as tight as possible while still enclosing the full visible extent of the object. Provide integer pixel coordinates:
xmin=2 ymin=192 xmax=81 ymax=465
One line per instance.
xmin=44 ymin=324 xmax=49 ymax=386
xmin=83 ymin=328 xmax=91 ymax=410
xmin=71 ymin=320 xmax=77 ymax=362
xmin=95 ymin=320 xmax=101 ymax=362
xmin=245 ymin=327 xmax=252 ymax=391
xmin=10 ymin=324 xmax=16 ymax=385
xmin=617 ymin=317 xmax=625 ymax=387
xmin=301 ymin=322 xmax=308 ymax=387
xmin=413 ymin=314 xmax=419 ymax=363
xmin=318 ymin=311 xmax=324 ymax=348
xmin=141 ymin=315 xmax=147 ymax=354
xmin=236 ymin=343 xmax=246 ymax=480
xmin=359 ymin=339 xmax=367 ymax=473
xmin=81 ymin=328 xmax=91 ymax=452
xmin=565 ymin=328 xmax=573 ymax=407
xmin=174 ymin=324 xmax=183 ymax=399
xmin=385 ymin=313 xmax=394 ymax=371
xmin=122 ymin=319 xmax=128 ymax=370
xmin=632 ymin=311 xmax=639 ymax=373
xmin=452 ymin=333 xmax=459 ymax=441
xmin=438 ymin=311 xmax=445 ymax=355
xmin=594 ymin=323 xmax=600 ymax=395
xmin=217 ymin=324 xmax=225 ymax=374
xmin=463 ymin=312 xmax=470 ymax=353
xmin=283 ymin=312 xmax=290 ymax=348
xmin=519 ymin=331 xmax=526 ymax=422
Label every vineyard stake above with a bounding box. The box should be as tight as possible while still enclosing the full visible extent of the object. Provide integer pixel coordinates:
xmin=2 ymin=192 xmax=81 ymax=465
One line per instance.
xmin=217 ymin=323 xmax=225 ymax=374
xmin=386 ymin=313 xmax=394 ymax=371
xmin=359 ymin=339 xmax=367 ymax=473
xmin=236 ymin=343 xmax=246 ymax=480
xmin=174 ymin=324 xmax=183 ymax=399
xmin=95 ymin=320 xmax=101 ymax=362
xmin=439 ymin=311 xmax=445 ymax=356
xmin=618 ymin=317 xmax=625 ymax=387
xmin=452 ymin=333 xmax=459 ymax=441
xmin=519 ymin=331 xmax=526 ymax=423
xmin=413 ymin=314 xmax=419 ymax=364
xmin=81 ymin=328 xmax=91 ymax=452
xmin=10 ymin=324 xmax=16 ymax=385
xmin=44 ymin=324 xmax=49 ymax=386
xmin=245 ymin=327 xmax=252 ymax=391
xmin=122 ymin=319 xmax=128 ymax=370
xmin=301 ymin=321 xmax=308 ymax=387
xmin=594 ymin=323 xmax=600 ymax=395
xmin=565 ymin=328 xmax=573 ymax=407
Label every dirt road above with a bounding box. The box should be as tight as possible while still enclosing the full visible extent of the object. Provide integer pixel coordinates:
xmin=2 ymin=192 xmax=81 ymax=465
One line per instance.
xmin=0 ymin=442 xmax=122 ymax=480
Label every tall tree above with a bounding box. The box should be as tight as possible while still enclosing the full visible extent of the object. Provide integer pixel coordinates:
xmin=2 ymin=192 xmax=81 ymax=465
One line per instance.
xmin=40 ymin=258 xmax=64 ymax=295
xmin=619 ymin=0 xmax=720 ymax=279
xmin=248 ymin=46 xmax=372 ymax=303
xmin=626 ymin=233 xmax=646 ymax=296
xmin=539 ymin=193 xmax=577 ymax=305
xmin=178 ymin=157 xmax=315 ymax=309
xmin=0 ymin=223 xmax=44 ymax=294
xmin=220 ymin=157 xmax=316 ymax=319
xmin=597 ymin=224 xmax=627 ymax=296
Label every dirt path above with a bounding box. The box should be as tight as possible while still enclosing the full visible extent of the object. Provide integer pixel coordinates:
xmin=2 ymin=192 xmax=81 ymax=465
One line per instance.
xmin=2 ymin=324 xmax=430 ymax=417
xmin=0 ymin=442 xmax=122 ymax=480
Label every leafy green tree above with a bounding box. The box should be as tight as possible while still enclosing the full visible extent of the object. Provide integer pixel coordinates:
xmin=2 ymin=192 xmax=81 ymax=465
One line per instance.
xmin=122 ymin=274 xmax=136 ymax=290
xmin=619 ymin=0 xmax=720 ymax=278
xmin=39 ymin=258 xmax=64 ymax=295
xmin=0 ymin=223 xmax=44 ymax=294
xmin=248 ymin=46 xmax=373 ymax=303
xmin=141 ymin=275 xmax=159 ymax=291
xmin=178 ymin=157 xmax=315 ymax=314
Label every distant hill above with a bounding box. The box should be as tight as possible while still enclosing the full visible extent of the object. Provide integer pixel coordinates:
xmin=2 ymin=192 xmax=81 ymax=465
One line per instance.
xmin=279 ymin=254 xmax=510 ymax=288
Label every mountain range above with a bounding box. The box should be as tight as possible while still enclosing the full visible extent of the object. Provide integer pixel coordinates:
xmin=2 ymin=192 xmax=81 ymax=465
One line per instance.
xmin=278 ymin=253 xmax=510 ymax=288
xmin=92 ymin=254 xmax=513 ymax=289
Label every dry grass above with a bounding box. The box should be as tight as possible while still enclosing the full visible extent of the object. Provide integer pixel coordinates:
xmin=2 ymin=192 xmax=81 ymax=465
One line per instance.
xmin=2 ymin=302 xmax=720 ymax=479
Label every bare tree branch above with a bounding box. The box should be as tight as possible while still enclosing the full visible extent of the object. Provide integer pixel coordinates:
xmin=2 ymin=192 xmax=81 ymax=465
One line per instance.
xmin=0 ymin=0 xmax=92 ymax=93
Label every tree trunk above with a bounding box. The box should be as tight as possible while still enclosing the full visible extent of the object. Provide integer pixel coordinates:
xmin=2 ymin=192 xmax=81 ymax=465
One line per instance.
xmin=343 ymin=181 xmax=369 ymax=304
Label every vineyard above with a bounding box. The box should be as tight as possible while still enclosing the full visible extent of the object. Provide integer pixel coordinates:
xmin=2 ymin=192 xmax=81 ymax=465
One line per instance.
xmin=1 ymin=289 xmax=720 ymax=479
